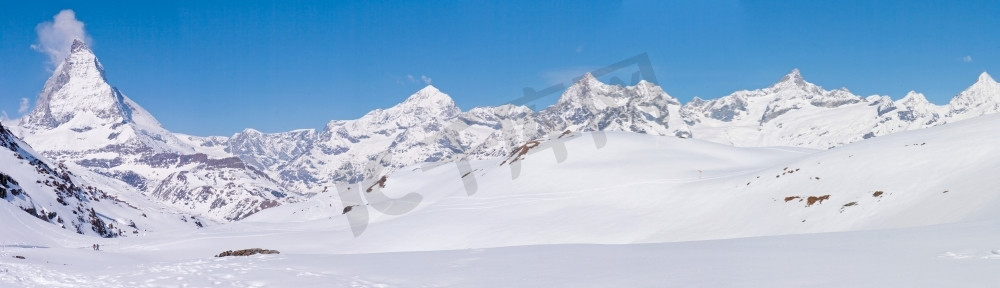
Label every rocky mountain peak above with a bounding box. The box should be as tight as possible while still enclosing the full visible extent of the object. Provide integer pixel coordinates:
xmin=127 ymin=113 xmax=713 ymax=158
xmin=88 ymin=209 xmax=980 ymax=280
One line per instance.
xmin=774 ymin=68 xmax=807 ymax=88
xmin=70 ymin=39 xmax=90 ymax=53
xmin=21 ymin=38 xmax=120 ymax=130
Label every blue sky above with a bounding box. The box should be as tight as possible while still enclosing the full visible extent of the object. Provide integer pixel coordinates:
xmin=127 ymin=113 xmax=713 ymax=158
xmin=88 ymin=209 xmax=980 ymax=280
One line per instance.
xmin=1 ymin=1 xmax=998 ymax=136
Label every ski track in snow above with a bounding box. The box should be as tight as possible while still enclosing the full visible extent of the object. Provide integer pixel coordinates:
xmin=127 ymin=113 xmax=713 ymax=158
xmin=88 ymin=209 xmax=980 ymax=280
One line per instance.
xmin=1 ymin=256 xmax=385 ymax=288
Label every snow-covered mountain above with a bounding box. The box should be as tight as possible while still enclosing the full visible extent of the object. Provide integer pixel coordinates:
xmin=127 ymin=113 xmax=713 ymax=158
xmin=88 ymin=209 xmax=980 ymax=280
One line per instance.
xmin=19 ymin=40 xmax=188 ymax=154
xmin=539 ymin=73 xmax=691 ymax=138
xmin=15 ymin=40 xmax=295 ymax=221
xmin=0 ymin=120 xmax=205 ymax=237
xmin=226 ymin=128 xmax=316 ymax=174
xmin=206 ymin=70 xmax=1000 ymax=193
xmin=681 ymin=69 xmax=868 ymax=147
xmin=192 ymin=76 xmax=699 ymax=192
xmin=680 ymin=69 xmax=1000 ymax=148
xmin=270 ymin=86 xmax=469 ymax=191
xmin=947 ymin=71 xmax=1000 ymax=121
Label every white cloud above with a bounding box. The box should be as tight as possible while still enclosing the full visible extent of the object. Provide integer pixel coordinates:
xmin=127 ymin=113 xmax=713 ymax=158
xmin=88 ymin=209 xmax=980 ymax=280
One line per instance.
xmin=960 ymin=55 xmax=973 ymax=63
xmin=0 ymin=111 xmax=9 ymax=123
xmin=31 ymin=10 xmax=91 ymax=68
xmin=401 ymin=74 xmax=433 ymax=85
xmin=18 ymin=98 xmax=30 ymax=114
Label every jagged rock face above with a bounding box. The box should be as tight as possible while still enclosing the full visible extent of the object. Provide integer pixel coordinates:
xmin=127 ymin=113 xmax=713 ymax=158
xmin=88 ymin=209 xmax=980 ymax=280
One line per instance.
xmin=16 ymin=39 xmax=293 ymax=222
xmin=226 ymin=128 xmax=316 ymax=174
xmin=683 ymin=95 xmax=749 ymax=123
xmin=891 ymin=92 xmax=943 ymax=125
xmin=460 ymin=105 xmax=548 ymax=160
xmin=1 ymin=121 xmax=138 ymax=237
xmin=541 ymin=75 xmax=690 ymax=137
xmin=150 ymin=154 xmax=284 ymax=221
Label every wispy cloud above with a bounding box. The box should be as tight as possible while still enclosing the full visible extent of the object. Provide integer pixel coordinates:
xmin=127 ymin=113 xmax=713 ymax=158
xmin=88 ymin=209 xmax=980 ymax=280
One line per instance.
xmin=959 ymin=55 xmax=973 ymax=63
xmin=0 ymin=98 xmax=32 ymax=123
xmin=399 ymin=74 xmax=433 ymax=86
xmin=18 ymin=98 xmax=30 ymax=114
xmin=31 ymin=9 xmax=91 ymax=68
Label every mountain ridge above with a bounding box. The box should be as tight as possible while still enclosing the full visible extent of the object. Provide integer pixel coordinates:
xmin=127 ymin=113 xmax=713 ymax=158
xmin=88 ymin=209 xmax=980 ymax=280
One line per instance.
xmin=11 ymin=39 xmax=1000 ymax=214
xmin=180 ymin=69 xmax=1000 ymax=193
xmin=14 ymin=39 xmax=299 ymax=222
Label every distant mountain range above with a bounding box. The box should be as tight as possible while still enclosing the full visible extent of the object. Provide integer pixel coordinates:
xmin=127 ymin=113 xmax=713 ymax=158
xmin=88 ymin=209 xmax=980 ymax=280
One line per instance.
xmin=5 ymin=38 xmax=999 ymax=225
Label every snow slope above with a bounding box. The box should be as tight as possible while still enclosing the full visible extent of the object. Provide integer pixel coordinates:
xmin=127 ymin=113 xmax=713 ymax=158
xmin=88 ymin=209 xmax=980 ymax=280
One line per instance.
xmin=0 ymin=121 xmax=204 ymax=238
xmin=1 ymin=219 xmax=999 ymax=287
xmin=235 ymin=112 xmax=1000 ymax=254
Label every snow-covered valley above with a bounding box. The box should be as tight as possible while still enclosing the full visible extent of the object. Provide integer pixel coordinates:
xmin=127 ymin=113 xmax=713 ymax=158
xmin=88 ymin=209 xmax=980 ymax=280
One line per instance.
xmin=4 ymin=110 xmax=1000 ymax=286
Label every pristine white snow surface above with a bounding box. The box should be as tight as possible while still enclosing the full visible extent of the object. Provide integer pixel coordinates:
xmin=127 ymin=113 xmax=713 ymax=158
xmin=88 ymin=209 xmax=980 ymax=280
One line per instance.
xmin=4 ymin=112 xmax=1000 ymax=287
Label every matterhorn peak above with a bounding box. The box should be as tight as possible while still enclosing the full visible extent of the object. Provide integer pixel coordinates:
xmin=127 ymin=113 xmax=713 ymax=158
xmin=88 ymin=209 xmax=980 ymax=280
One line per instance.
xmin=20 ymin=37 xmax=120 ymax=129
xmin=65 ymin=38 xmax=99 ymax=71
xmin=70 ymin=38 xmax=91 ymax=53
